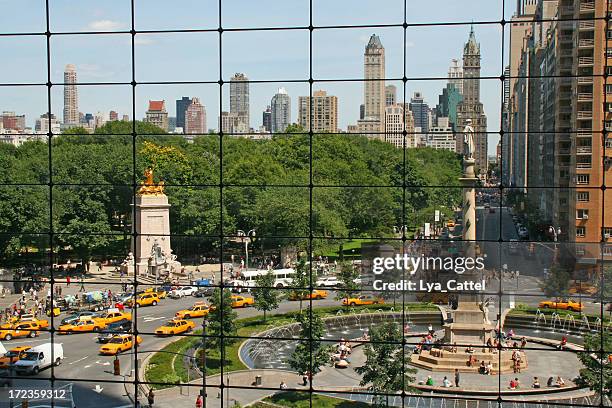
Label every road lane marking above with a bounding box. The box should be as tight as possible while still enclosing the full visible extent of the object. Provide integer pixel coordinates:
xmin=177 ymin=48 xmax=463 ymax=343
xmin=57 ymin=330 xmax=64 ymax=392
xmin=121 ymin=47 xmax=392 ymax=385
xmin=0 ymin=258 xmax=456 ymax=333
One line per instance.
xmin=142 ymin=316 xmax=166 ymax=322
xmin=68 ymin=355 xmax=88 ymax=365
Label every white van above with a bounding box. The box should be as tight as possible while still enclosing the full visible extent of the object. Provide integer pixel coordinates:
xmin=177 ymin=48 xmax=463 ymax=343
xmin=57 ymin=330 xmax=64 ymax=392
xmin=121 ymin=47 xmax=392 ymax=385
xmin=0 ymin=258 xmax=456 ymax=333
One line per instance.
xmin=14 ymin=343 xmax=64 ymax=375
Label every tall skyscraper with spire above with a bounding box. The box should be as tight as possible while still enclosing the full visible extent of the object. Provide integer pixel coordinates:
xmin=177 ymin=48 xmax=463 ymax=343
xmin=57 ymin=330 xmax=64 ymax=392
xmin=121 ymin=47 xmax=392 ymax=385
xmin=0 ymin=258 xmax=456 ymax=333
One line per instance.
xmin=363 ymin=34 xmax=386 ymax=133
xmin=456 ymin=26 xmax=488 ymax=172
xmin=63 ymin=64 xmax=79 ymax=126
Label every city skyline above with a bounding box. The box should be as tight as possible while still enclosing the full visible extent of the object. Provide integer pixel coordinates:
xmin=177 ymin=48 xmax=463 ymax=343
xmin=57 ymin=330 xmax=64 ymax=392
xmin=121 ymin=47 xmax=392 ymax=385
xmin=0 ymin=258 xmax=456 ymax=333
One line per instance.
xmin=0 ymin=0 xmax=515 ymax=155
xmin=1 ymin=30 xmax=501 ymax=154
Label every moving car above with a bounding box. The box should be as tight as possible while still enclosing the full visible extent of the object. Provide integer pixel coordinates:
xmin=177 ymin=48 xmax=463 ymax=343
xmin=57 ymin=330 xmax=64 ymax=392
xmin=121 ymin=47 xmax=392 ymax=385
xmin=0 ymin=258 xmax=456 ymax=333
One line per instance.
xmin=14 ymin=343 xmax=63 ymax=375
xmin=508 ymin=239 xmax=520 ymax=255
xmin=0 ymin=321 xmax=39 ymax=341
xmin=168 ymin=286 xmax=198 ymax=298
xmin=127 ymin=293 xmax=160 ymax=308
xmin=114 ymin=293 xmax=133 ymax=308
xmin=538 ymin=298 xmax=583 ymax=312
xmin=94 ymin=310 xmax=132 ymax=326
xmin=175 ymin=302 xmax=210 ymax=319
xmin=288 ymin=289 xmax=328 ymax=301
xmin=155 ymin=319 xmax=195 ymax=336
xmin=342 ymin=294 xmax=384 ymax=307
xmin=97 ymin=319 xmax=132 ymax=343
xmin=99 ymin=334 xmax=142 ymax=355
xmin=315 ymin=276 xmax=340 ymax=287
xmin=194 ymin=287 xmax=214 ymax=298
xmin=57 ymin=317 xmax=106 ymax=335
xmin=0 ymin=346 xmax=32 ymax=368
xmin=60 ymin=311 xmax=99 ymax=326
xmin=231 ymin=295 xmax=254 ymax=308
xmin=4 ymin=314 xmax=49 ymax=329
xmin=144 ymin=287 xmax=167 ymax=299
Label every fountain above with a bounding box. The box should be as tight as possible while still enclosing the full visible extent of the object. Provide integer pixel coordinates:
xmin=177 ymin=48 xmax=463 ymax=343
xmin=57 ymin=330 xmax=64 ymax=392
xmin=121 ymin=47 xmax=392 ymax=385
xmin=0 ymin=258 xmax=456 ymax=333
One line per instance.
xmin=562 ymin=314 xmax=576 ymax=332
xmin=579 ymin=315 xmax=591 ymax=332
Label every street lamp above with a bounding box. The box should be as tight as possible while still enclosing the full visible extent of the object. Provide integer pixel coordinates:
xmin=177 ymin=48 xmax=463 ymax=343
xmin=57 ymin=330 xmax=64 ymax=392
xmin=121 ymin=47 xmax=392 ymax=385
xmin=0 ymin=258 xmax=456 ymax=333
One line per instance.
xmin=236 ymin=229 xmax=256 ymax=269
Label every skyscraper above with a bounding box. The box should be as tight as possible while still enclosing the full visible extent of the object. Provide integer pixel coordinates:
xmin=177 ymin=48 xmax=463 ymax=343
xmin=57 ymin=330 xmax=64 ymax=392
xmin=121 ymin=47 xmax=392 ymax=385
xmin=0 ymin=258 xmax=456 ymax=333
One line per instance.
xmin=176 ymin=96 xmax=192 ymax=130
xmin=230 ymin=73 xmax=249 ymax=132
xmin=409 ymin=92 xmax=430 ymax=134
xmin=384 ymin=104 xmax=415 ymax=148
xmin=385 ymin=85 xmax=396 ymax=106
xmin=63 ymin=64 xmax=79 ymax=126
xmin=271 ymin=88 xmax=291 ymax=133
xmin=262 ymin=106 xmax=272 ymax=133
xmin=456 ymin=27 xmax=488 ymax=172
xmin=297 ymin=90 xmax=338 ymax=133
xmin=436 ymin=84 xmax=463 ymax=129
xmin=185 ymin=97 xmax=207 ymax=135
xmin=109 ymin=111 xmax=118 ymax=121
xmin=144 ymin=100 xmax=169 ymax=131
xmin=363 ymin=34 xmax=385 ymax=132
xmin=448 ymin=59 xmax=464 ymax=95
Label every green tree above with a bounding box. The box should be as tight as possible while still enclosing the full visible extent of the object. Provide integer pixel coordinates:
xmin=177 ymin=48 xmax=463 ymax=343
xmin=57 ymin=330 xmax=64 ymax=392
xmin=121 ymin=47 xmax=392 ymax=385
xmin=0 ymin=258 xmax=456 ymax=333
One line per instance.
xmin=289 ymin=259 xmax=310 ymax=312
xmin=578 ymin=332 xmax=612 ymax=398
xmin=356 ymin=322 xmax=418 ymax=407
xmin=288 ymin=308 xmax=330 ymax=379
xmin=540 ymin=264 xmax=572 ymax=298
xmin=252 ymin=270 xmax=280 ymax=321
xmin=206 ymin=288 xmax=238 ymax=348
xmin=335 ymin=261 xmax=360 ymax=303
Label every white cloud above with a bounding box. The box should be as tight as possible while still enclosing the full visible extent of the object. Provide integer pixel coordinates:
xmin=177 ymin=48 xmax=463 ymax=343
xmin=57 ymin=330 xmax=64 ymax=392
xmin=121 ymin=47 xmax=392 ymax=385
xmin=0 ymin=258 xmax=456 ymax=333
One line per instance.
xmin=134 ymin=37 xmax=155 ymax=46
xmin=87 ymin=20 xmax=124 ymax=31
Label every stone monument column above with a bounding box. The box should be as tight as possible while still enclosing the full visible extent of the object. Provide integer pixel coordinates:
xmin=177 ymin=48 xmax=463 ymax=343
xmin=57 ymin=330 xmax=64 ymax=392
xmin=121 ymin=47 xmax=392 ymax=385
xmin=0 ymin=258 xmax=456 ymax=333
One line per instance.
xmin=131 ymin=168 xmax=172 ymax=276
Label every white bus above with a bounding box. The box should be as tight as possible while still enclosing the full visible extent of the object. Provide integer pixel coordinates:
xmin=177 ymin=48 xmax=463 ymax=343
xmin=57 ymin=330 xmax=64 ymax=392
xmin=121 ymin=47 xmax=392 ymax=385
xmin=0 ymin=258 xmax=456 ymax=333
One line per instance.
xmin=229 ymin=268 xmax=296 ymax=292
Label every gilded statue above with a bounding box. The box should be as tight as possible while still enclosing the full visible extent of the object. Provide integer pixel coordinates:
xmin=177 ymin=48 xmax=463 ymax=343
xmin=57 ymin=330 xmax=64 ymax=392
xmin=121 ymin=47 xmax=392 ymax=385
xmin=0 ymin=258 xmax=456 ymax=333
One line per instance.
xmin=137 ymin=168 xmax=165 ymax=196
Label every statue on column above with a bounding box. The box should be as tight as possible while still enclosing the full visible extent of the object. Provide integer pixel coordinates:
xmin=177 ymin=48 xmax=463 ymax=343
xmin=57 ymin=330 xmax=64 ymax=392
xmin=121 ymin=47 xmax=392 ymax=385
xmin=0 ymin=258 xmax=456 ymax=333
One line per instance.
xmin=463 ymin=119 xmax=475 ymax=160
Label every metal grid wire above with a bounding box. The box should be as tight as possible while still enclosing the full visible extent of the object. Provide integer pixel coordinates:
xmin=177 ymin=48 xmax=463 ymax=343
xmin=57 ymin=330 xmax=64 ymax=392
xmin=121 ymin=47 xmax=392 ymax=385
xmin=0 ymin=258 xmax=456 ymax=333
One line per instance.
xmin=0 ymin=0 xmax=610 ymax=407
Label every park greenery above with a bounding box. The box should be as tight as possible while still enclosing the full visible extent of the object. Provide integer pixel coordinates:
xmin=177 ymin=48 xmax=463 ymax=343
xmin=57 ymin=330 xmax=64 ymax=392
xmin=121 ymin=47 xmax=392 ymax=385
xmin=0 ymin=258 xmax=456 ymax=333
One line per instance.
xmin=578 ymin=332 xmax=612 ymax=398
xmin=288 ymin=307 xmax=331 ymax=380
xmin=0 ymin=121 xmax=461 ymax=266
xmin=356 ymin=321 xmax=418 ymax=407
xmin=252 ymin=270 xmax=281 ymax=320
xmin=335 ymin=261 xmax=360 ymax=302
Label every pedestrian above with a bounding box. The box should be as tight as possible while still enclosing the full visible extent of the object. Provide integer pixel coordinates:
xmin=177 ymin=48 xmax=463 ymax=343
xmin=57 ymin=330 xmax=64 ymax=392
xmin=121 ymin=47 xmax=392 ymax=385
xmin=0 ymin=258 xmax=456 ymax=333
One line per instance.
xmin=302 ymin=374 xmax=308 ymax=386
xmin=454 ymin=369 xmax=460 ymax=387
xmin=66 ymin=276 xmax=71 ymax=287
xmin=195 ymin=394 xmax=203 ymax=408
xmin=147 ymin=389 xmax=154 ymax=407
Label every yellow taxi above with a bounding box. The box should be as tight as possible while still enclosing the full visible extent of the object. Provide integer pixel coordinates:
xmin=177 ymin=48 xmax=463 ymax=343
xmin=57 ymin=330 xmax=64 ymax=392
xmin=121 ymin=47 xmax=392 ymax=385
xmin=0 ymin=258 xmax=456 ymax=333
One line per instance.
xmin=447 ymin=220 xmax=456 ymax=228
xmin=127 ymin=293 xmax=160 ymax=308
xmin=145 ymin=287 xmax=167 ymax=299
xmin=99 ymin=334 xmax=143 ymax=355
xmin=58 ymin=318 xmax=106 ymax=335
xmin=0 ymin=321 xmax=39 ymax=341
xmin=342 ymin=294 xmax=384 ymax=307
xmin=94 ymin=311 xmax=132 ymax=326
xmin=175 ymin=302 xmax=210 ymax=319
xmin=155 ymin=319 xmax=195 ymax=336
xmin=2 ymin=315 xmax=49 ymax=330
xmin=0 ymin=346 xmax=32 ymax=368
xmin=231 ymin=295 xmax=255 ymax=308
xmin=568 ymin=281 xmax=597 ymax=296
xmin=538 ymin=298 xmax=583 ymax=312
xmin=288 ymin=289 xmax=328 ymax=301
xmin=46 ymin=307 xmax=61 ymax=317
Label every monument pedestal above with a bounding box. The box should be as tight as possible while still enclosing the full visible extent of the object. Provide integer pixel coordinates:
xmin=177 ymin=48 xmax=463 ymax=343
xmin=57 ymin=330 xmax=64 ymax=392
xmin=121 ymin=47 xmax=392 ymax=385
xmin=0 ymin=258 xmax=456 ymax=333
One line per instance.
xmin=444 ymin=301 xmax=494 ymax=345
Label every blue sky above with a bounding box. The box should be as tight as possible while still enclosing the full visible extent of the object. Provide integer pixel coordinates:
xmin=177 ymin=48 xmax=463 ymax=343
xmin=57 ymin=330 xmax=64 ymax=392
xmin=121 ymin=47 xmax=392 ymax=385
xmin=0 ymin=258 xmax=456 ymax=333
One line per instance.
xmin=0 ymin=0 xmax=515 ymax=154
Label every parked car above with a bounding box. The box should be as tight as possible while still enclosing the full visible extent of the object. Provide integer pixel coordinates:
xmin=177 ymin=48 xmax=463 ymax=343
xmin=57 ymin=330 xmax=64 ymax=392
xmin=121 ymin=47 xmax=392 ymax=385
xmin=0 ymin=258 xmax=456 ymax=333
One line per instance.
xmin=168 ymin=286 xmax=197 ymax=298
xmin=14 ymin=343 xmax=63 ymax=375
xmin=97 ymin=319 xmax=132 ymax=343
xmin=315 ymin=276 xmax=340 ymax=287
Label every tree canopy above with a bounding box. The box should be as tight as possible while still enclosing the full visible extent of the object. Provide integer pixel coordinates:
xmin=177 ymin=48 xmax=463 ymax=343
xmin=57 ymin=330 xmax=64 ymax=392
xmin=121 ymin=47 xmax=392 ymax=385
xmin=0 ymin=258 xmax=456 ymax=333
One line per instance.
xmin=0 ymin=121 xmax=461 ymax=262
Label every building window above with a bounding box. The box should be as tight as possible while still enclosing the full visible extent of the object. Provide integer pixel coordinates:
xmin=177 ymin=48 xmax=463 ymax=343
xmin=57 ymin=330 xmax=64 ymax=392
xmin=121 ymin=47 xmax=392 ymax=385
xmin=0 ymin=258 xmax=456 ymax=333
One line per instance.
xmin=577 ymin=227 xmax=586 ymax=237
xmin=577 ymin=209 xmax=589 ymax=220
xmin=577 ymin=191 xmax=590 ymax=202
xmin=604 ymin=245 xmax=612 ymax=256
xmin=606 ymin=138 xmax=612 ymax=148
xmin=603 ymin=228 xmax=612 ymax=239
